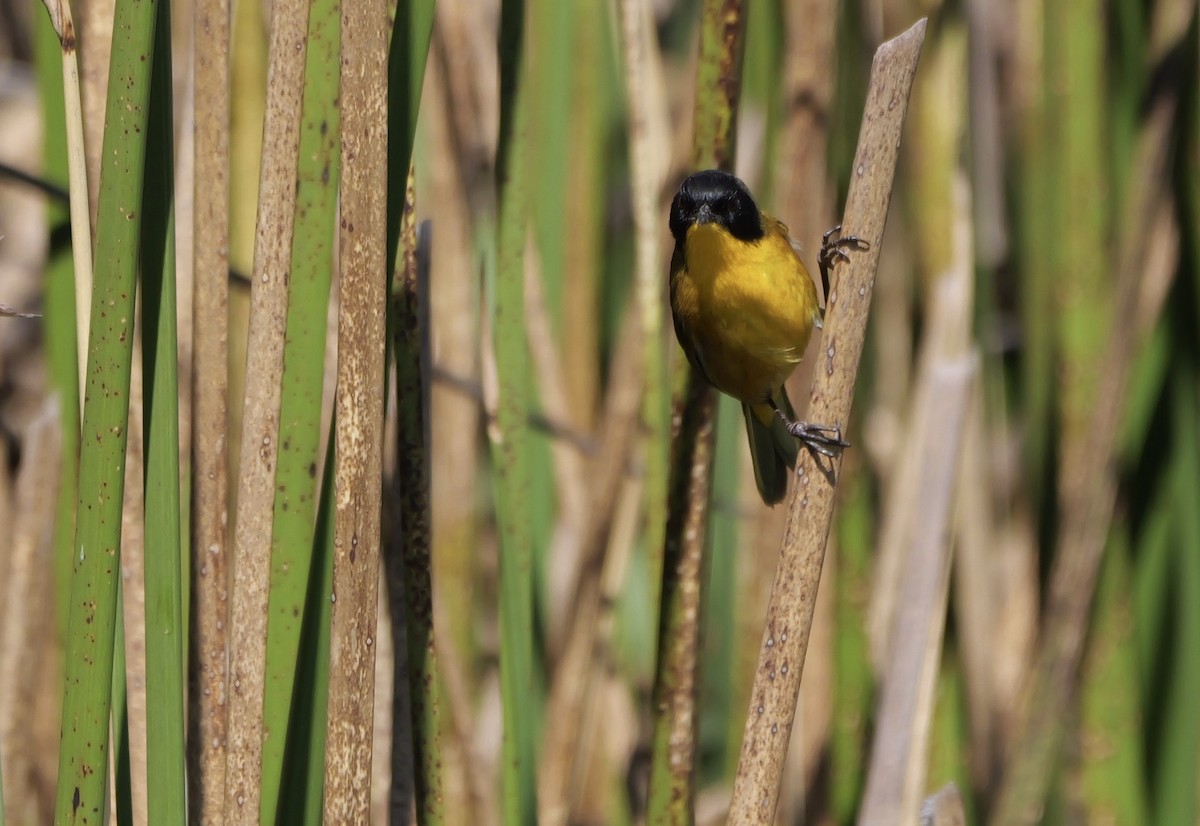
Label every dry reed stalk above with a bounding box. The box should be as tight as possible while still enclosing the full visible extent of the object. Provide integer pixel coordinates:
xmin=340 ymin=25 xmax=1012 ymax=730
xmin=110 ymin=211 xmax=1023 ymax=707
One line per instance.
xmin=858 ymin=177 xmax=977 ymax=821
xmin=864 ymin=236 xmax=919 ymax=675
xmin=870 ymin=23 xmax=967 ymax=672
xmin=775 ymin=542 xmax=835 ymax=823
xmin=726 ymin=20 xmax=927 ymax=823
xmin=857 ymin=349 xmax=973 ymax=826
xmin=952 ymin=377 xmax=1009 ymax=787
xmin=223 ymin=0 xmax=312 ymax=814
xmin=321 ymin=0 xmax=389 ymax=811
xmin=650 ymin=370 xmax=716 ymax=819
xmin=187 ymin=0 xmax=231 ymax=809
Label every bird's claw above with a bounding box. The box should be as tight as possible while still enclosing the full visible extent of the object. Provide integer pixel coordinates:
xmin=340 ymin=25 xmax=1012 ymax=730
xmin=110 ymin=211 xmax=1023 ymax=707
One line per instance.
xmin=818 ymin=225 xmax=870 ymax=273
xmin=785 ymin=419 xmax=850 ymax=458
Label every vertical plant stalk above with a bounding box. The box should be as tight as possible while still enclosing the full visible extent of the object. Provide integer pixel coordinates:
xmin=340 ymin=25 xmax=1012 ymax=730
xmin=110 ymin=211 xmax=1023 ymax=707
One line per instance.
xmin=690 ymin=0 xmax=747 ymax=172
xmin=321 ymin=0 xmax=389 ymax=812
xmin=188 ymin=0 xmax=231 ymax=805
xmin=38 ymin=0 xmax=94 ymax=402
xmin=257 ymin=0 xmax=340 ymax=812
xmin=646 ymin=1 xmax=745 ymax=822
xmin=726 ymin=20 xmax=926 ymax=824
xmin=51 ymin=0 xmax=163 ymax=817
xmin=868 ymin=20 xmax=967 ymax=672
xmin=855 ymin=353 xmax=971 ymax=826
xmin=391 ymin=167 xmax=446 ymax=825
xmin=223 ymin=0 xmax=313 ymax=814
xmin=647 ymin=372 xmax=719 ymax=825
xmin=858 ymin=209 xmax=978 ymax=820
xmin=140 ymin=0 xmax=185 ymax=818
xmin=616 ymin=0 xmax=671 ymax=653
xmin=491 ymin=0 xmax=540 ymax=823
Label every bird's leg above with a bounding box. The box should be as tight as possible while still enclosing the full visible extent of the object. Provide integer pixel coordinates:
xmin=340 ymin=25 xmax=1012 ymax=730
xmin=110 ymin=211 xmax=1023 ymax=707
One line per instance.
xmin=767 ymin=399 xmax=850 ymax=458
xmin=818 ymin=225 xmax=870 ymax=306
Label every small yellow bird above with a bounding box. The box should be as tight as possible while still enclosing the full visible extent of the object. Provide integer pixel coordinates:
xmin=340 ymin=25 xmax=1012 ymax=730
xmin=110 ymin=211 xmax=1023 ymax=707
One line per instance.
xmin=668 ymin=169 xmax=865 ymax=504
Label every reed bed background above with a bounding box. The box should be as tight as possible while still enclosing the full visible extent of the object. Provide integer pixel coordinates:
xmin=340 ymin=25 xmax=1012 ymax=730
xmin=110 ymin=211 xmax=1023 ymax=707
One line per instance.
xmin=0 ymin=0 xmax=1196 ymax=823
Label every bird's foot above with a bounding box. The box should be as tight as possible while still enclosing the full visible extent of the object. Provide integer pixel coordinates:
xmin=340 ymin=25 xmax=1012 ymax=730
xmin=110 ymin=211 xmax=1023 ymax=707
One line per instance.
xmin=818 ymin=226 xmax=870 ymax=302
xmin=819 ymin=225 xmax=870 ymax=272
xmin=773 ymin=409 xmax=850 ymax=457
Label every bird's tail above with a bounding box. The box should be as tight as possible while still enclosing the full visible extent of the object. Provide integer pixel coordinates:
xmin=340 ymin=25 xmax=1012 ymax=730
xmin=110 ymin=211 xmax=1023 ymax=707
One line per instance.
xmin=743 ymin=388 xmax=800 ymax=505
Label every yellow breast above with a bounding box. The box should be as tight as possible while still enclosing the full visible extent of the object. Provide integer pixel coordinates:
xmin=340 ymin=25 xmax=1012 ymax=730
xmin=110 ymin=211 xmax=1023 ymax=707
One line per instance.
xmin=670 ymin=217 xmax=820 ymax=403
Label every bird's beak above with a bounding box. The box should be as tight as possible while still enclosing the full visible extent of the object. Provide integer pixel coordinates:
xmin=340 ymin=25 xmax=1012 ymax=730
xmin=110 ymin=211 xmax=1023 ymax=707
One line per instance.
xmin=693 ymin=204 xmax=715 ymax=225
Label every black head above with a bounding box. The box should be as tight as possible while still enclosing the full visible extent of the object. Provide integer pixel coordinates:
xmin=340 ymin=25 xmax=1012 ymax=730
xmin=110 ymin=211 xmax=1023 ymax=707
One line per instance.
xmin=669 ymin=169 xmax=764 ymax=243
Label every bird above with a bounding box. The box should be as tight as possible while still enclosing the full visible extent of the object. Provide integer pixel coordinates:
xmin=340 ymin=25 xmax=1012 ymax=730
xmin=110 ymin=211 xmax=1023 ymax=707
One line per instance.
xmin=667 ymin=169 xmax=865 ymax=504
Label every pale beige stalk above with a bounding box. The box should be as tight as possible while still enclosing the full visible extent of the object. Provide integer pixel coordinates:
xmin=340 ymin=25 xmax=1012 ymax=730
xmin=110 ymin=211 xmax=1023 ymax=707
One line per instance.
xmin=321 ymin=0 xmax=389 ymax=813
xmin=869 ymin=23 xmax=968 ymax=672
xmin=858 ymin=176 xmax=976 ymax=823
xmin=726 ymin=21 xmax=927 ymax=824
xmin=223 ymin=0 xmax=311 ymax=816
xmin=188 ymin=0 xmax=231 ymax=812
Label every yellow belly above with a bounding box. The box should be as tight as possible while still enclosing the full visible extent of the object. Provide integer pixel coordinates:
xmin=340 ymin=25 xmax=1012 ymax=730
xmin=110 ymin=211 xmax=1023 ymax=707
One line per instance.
xmin=670 ymin=219 xmax=820 ymax=404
